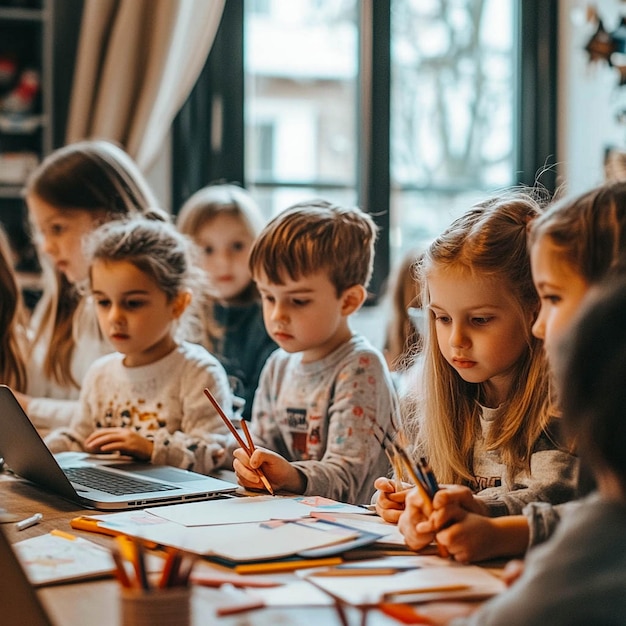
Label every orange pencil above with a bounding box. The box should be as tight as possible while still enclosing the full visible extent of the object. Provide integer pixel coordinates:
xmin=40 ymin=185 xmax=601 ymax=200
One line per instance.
xmin=111 ymin=546 xmax=132 ymax=588
xmin=158 ymin=548 xmax=182 ymax=588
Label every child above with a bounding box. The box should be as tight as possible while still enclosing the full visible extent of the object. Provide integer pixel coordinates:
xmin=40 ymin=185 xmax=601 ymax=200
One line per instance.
xmin=176 ymin=183 xmax=277 ymax=420
xmin=377 ymin=192 xmax=578 ymax=563
xmin=399 ymin=181 xmax=626 ymax=565
xmin=19 ymin=140 xmax=158 ymax=431
xmin=427 ymin=277 xmax=626 ymax=625
xmin=0 ymin=225 xmax=28 ymax=392
xmin=231 ymin=199 xmax=400 ymax=505
xmin=45 ymin=217 xmax=231 ymax=473
xmin=382 ymin=248 xmax=423 ymax=373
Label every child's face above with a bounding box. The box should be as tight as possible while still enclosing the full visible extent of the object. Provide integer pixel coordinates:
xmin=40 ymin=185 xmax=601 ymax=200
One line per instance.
xmin=530 ymin=234 xmax=590 ymax=363
xmin=195 ymin=214 xmax=255 ymax=302
xmin=27 ymin=193 xmax=103 ymax=284
xmin=427 ymin=266 xmax=530 ymax=406
xmin=91 ymin=259 xmax=184 ymax=367
xmin=255 ymin=270 xmax=356 ymax=363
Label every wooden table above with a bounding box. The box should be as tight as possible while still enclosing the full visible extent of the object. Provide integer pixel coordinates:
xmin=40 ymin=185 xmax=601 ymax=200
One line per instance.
xmin=1 ymin=473 xmax=405 ymax=626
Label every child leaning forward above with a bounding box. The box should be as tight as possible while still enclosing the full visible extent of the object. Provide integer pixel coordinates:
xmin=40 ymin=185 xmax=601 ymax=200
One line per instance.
xmin=231 ymin=199 xmax=401 ymax=505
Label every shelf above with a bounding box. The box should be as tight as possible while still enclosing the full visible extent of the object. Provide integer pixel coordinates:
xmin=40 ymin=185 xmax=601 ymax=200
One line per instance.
xmin=0 ymin=184 xmax=23 ymax=198
xmin=0 ymin=7 xmax=45 ymax=21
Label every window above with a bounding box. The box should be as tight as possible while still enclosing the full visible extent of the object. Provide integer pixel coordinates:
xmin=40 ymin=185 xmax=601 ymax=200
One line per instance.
xmin=390 ymin=0 xmax=517 ymax=258
xmin=244 ymin=0 xmax=359 ymax=216
xmin=173 ymin=0 xmax=556 ymax=299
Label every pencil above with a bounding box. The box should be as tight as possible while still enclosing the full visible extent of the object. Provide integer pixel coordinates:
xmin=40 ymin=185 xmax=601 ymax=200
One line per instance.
xmin=158 ymin=548 xmax=182 ymax=588
xmin=311 ymin=567 xmax=400 ymax=577
xmin=111 ymin=546 xmax=132 ymax=588
xmin=240 ymin=419 xmax=274 ymax=495
xmin=392 ymin=445 xmax=450 ymax=559
xmin=204 ymin=388 xmax=248 ymax=450
xmin=203 ymin=387 xmax=274 ymax=496
xmin=382 ymin=583 xmax=470 ymax=600
xmin=392 ymin=445 xmax=433 ymax=515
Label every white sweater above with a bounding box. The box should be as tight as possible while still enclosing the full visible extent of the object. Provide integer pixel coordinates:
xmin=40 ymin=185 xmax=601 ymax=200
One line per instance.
xmin=45 ymin=342 xmax=232 ymax=475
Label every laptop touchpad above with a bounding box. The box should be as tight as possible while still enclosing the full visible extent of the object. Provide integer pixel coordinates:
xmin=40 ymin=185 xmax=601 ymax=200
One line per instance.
xmin=107 ymin=464 xmax=204 ymax=482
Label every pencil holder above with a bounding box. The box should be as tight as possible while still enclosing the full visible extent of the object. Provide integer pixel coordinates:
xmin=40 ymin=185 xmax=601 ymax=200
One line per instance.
xmin=120 ymin=586 xmax=191 ymax=626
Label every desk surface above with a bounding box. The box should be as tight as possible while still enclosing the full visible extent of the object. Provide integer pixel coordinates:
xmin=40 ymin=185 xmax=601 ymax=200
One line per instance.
xmin=1 ymin=474 xmax=414 ymax=626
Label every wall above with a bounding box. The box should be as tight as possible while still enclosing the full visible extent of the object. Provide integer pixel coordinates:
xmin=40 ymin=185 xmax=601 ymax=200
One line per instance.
xmin=559 ymin=0 xmax=626 ymax=192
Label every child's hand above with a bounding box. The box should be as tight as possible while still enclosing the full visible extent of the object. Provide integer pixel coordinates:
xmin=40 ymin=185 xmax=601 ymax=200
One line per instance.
xmin=373 ymin=476 xmax=411 ymax=523
xmin=232 ymin=446 xmax=305 ymax=494
xmin=427 ymin=485 xmax=490 ymax=529
xmin=84 ymin=428 xmax=154 ymax=461
xmin=397 ymin=485 xmax=436 ymax=551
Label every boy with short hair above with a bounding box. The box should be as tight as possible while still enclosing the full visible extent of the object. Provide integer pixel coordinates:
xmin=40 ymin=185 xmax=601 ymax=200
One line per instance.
xmin=232 ymin=200 xmax=400 ymax=505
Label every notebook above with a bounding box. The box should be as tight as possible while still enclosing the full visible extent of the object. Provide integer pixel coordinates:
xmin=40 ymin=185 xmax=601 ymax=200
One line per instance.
xmin=0 ymin=385 xmax=238 ymax=510
xmin=0 ymin=526 xmax=55 ymax=626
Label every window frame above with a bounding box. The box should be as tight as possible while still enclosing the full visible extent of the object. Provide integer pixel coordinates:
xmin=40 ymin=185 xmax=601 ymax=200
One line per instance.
xmin=172 ymin=0 xmax=557 ymax=300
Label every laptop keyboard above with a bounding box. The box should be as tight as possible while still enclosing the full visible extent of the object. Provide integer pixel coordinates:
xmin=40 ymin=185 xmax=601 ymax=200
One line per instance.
xmin=63 ymin=466 xmax=178 ymax=496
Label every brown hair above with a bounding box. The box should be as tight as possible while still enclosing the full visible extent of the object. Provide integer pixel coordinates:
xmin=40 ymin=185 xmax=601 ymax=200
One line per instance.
xmin=383 ymin=249 xmax=423 ymax=371
xmin=528 ymin=181 xmax=626 ymax=285
xmin=249 ymin=199 xmax=378 ymax=296
xmin=26 ymin=140 xmax=158 ymax=388
xmin=0 ymin=226 xmax=27 ymax=391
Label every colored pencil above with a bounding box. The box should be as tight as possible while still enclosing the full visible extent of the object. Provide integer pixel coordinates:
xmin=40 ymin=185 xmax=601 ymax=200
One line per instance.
xmin=203 ymin=387 xmax=274 ymax=495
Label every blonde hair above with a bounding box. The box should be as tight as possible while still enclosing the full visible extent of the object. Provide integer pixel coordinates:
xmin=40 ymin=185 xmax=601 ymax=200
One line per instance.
xmin=0 ymin=226 xmax=27 ymax=391
xmin=409 ymin=191 xmax=552 ymax=485
xmin=177 ymin=183 xmax=264 ymax=243
xmin=249 ymin=199 xmax=378 ymax=295
xmin=25 ymin=140 xmax=158 ymax=388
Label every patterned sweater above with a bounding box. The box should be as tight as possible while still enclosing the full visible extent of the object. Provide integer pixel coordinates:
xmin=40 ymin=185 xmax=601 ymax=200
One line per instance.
xmin=251 ymin=334 xmax=400 ymax=505
xmin=45 ymin=342 xmax=231 ymax=474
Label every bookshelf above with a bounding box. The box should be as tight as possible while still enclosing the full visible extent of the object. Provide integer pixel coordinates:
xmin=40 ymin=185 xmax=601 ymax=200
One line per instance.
xmin=0 ymin=0 xmax=52 ymax=272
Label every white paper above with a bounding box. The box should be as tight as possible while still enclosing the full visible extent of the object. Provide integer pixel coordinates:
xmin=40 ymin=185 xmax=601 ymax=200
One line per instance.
xmin=14 ymin=533 xmax=114 ymax=586
xmin=91 ymin=512 xmax=360 ymax=562
xmin=145 ymin=495 xmax=368 ymax=527
xmin=304 ymin=559 xmax=506 ymax=606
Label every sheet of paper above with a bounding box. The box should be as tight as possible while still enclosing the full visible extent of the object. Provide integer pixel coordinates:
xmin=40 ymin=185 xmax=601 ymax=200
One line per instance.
xmin=91 ymin=512 xmax=361 ymax=562
xmin=253 ymin=580 xmax=335 ymax=607
xmin=311 ymin=511 xmax=404 ymax=544
xmin=144 ymin=495 xmax=368 ymax=527
xmin=302 ymin=558 xmax=506 ymax=606
xmin=14 ymin=532 xmax=114 ymax=586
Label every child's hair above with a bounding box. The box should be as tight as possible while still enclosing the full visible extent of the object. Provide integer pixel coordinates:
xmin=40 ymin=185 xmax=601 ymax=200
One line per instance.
xmin=25 ymin=140 xmax=158 ymax=388
xmin=413 ymin=191 xmax=551 ymax=484
xmin=0 ymin=226 xmax=27 ymax=391
xmin=177 ymin=182 xmax=265 ymax=248
xmin=84 ymin=214 xmax=205 ymax=343
xmin=383 ymin=248 xmax=423 ymax=371
xmin=528 ymin=180 xmax=626 ymax=284
xmin=556 ymin=277 xmax=626 ymax=488
xmin=248 ymin=199 xmax=378 ymax=295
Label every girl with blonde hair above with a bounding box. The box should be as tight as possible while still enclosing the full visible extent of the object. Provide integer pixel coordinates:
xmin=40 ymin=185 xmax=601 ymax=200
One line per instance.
xmin=376 ymin=192 xmax=578 ymax=562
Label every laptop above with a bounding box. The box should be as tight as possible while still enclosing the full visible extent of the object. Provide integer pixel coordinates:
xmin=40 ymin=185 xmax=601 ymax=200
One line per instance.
xmin=0 ymin=385 xmax=238 ymax=510
xmin=0 ymin=526 xmax=55 ymax=626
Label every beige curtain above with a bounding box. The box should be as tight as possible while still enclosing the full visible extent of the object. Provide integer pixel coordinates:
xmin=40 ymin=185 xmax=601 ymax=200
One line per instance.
xmin=66 ymin=0 xmax=225 ymax=171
